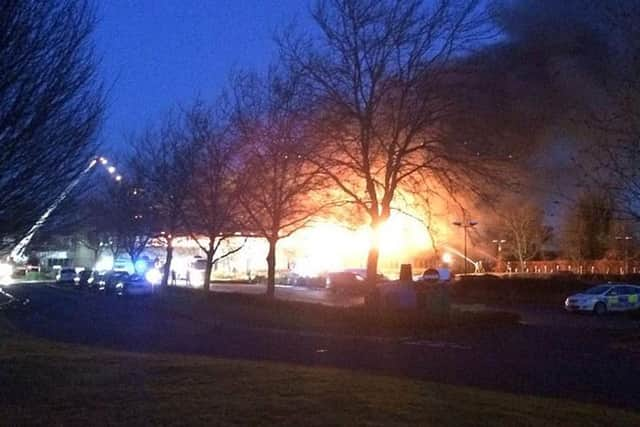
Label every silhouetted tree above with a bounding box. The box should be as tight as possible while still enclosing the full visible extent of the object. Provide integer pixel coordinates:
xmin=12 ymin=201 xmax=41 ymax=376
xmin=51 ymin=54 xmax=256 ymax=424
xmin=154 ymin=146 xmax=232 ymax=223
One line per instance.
xmin=0 ymin=0 xmax=103 ymax=249
xmin=233 ymin=71 xmax=327 ymax=297
xmin=499 ymin=202 xmax=552 ymax=265
xmin=130 ymin=113 xmax=194 ymax=288
xmin=280 ymin=0 xmax=511 ymax=290
xmin=182 ymin=103 xmax=246 ymax=291
xmin=561 ymin=192 xmax=613 ymax=260
xmin=571 ymin=1 xmax=640 ymax=219
xmin=103 ymin=178 xmax=156 ymax=267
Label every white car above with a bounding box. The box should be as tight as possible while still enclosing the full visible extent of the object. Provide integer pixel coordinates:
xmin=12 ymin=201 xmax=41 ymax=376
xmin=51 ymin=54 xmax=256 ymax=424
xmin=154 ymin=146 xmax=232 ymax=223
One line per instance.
xmin=56 ymin=267 xmax=76 ymax=284
xmin=565 ymin=284 xmax=640 ymax=315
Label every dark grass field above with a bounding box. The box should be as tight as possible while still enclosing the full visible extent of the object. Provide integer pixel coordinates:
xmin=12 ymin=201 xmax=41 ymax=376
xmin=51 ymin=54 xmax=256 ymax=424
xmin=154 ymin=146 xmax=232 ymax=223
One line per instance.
xmin=155 ymin=286 xmax=521 ymax=337
xmin=2 ymin=319 xmax=639 ymax=426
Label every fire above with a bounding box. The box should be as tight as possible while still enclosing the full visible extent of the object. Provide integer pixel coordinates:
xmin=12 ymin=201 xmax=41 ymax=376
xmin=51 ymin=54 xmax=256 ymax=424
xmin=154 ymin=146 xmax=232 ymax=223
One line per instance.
xmin=283 ymin=211 xmax=432 ymax=277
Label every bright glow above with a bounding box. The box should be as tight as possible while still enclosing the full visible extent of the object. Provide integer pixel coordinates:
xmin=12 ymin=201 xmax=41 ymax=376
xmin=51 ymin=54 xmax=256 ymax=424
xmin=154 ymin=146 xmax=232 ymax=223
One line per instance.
xmin=145 ymin=268 xmax=162 ymax=285
xmin=287 ymin=212 xmax=432 ymax=277
xmin=99 ymin=157 xmax=108 ymax=165
xmin=107 ymin=166 xmax=116 ymax=174
xmin=170 ymin=255 xmax=190 ymax=278
xmin=0 ymin=263 xmax=13 ymax=280
xmin=115 ymin=175 xmax=122 ymax=181
xmin=94 ymin=255 xmax=113 ymax=272
xmin=442 ymin=252 xmax=453 ymax=264
xmin=290 ymin=223 xmax=361 ymax=277
xmin=134 ymin=259 xmax=148 ymax=274
xmin=377 ymin=213 xmax=430 ymax=257
xmin=188 ymin=268 xmax=205 ymax=287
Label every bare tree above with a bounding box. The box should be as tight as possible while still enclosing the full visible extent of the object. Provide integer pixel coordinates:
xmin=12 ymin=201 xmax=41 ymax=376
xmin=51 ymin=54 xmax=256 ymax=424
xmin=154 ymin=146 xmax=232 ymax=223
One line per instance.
xmin=130 ymin=114 xmax=194 ymax=288
xmin=279 ymin=0 xmax=509 ymax=288
xmin=561 ymin=192 xmax=613 ymax=261
xmin=182 ymin=103 xmax=246 ymax=291
xmin=499 ymin=202 xmax=552 ymax=266
xmin=103 ymin=178 xmax=156 ymax=267
xmin=576 ymin=1 xmax=640 ymax=220
xmin=76 ymin=195 xmax=116 ymax=263
xmin=233 ymin=71 xmax=327 ymax=297
xmin=0 ymin=0 xmax=103 ymax=249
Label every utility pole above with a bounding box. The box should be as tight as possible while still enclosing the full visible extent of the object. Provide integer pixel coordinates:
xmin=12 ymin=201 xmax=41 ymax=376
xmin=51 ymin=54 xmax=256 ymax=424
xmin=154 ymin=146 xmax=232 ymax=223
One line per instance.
xmin=453 ymin=217 xmax=478 ymax=274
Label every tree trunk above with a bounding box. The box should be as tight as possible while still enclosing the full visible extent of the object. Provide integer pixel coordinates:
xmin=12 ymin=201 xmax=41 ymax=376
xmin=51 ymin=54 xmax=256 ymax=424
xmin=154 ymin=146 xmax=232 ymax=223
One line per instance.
xmin=161 ymin=238 xmax=173 ymax=288
xmin=129 ymin=252 xmax=138 ymax=269
xmin=366 ymin=218 xmax=383 ymax=286
xmin=266 ymin=238 xmax=277 ymax=298
xmin=93 ymin=248 xmax=100 ymax=267
xmin=365 ymin=219 xmax=383 ymax=309
xmin=366 ymin=245 xmax=380 ymax=286
xmin=203 ymin=239 xmax=215 ymax=292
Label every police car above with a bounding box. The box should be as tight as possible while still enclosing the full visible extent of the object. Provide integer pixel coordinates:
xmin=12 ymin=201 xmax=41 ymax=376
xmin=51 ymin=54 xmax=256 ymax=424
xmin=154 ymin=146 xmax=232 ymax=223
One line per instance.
xmin=565 ymin=284 xmax=640 ymax=315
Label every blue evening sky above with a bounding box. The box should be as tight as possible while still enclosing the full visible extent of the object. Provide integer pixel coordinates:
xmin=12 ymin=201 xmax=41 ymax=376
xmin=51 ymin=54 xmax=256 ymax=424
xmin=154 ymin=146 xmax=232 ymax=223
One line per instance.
xmin=94 ymin=0 xmax=311 ymax=152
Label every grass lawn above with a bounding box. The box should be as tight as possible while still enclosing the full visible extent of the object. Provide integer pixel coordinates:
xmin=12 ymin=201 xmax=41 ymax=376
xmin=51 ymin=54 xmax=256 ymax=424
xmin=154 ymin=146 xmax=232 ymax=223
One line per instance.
xmin=1 ymin=320 xmax=638 ymax=426
xmin=158 ymin=287 xmax=520 ymax=337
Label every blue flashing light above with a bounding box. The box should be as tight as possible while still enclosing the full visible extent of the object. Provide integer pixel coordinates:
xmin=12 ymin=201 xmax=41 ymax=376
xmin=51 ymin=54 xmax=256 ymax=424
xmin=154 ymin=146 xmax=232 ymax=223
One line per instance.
xmin=134 ymin=259 xmax=148 ymax=274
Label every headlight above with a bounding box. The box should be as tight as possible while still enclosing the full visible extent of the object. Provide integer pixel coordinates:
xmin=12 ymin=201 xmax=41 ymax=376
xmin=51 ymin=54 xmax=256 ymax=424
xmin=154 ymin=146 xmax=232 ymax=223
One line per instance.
xmin=145 ymin=268 xmax=162 ymax=285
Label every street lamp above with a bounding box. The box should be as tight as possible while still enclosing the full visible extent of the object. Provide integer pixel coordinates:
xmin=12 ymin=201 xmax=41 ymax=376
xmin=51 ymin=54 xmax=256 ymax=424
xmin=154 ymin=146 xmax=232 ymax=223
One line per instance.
xmin=615 ymin=235 xmax=633 ymax=274
xmin=492 ymin=239 xmax=506 ymax=272
xmin=452 ymin=219 xmax=478 ymax=274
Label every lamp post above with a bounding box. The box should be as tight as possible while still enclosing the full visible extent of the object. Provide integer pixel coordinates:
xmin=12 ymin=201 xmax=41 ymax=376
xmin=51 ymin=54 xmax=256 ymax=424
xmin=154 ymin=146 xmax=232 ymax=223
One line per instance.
xmin=492 ymin=239 xmax=506 ymax=272
xmin=452 ymin=219 xmax=478 ymax=274
xmin=615 ymin=235 xmax=632 ymax=274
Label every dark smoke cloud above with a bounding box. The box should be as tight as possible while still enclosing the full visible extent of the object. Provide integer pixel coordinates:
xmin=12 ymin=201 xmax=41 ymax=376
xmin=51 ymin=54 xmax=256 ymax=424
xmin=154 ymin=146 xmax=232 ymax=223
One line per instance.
xmin=453 ymin=0 xmax=640 ymax=247
xmin=466 ymin=1 xmax=636 ymax=213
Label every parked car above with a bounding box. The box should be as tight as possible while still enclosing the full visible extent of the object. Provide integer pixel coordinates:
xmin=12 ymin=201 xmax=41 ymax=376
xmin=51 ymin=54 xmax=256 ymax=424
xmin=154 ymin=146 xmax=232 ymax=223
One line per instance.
xmin=75 ymin=269 xmax=93 ymax=289
xmin=343 ymin=268 xmax=389 ymax=283
xmin=56 ymin=267 xmax=76 ymax=285
xmin=122 ymin=274 xmax=153 ymax=296
xmin=565 ymin=284 xmax=640 ymax=315
xmin=103 ymin=271 xmax=130 ymax=294
xmin=87 ymin=271 xmax=107 ymax=291
xmin=325 ymin=271 xmax=367 ymax=295
xmin=286 ymin=273 xmax=325 ymax=288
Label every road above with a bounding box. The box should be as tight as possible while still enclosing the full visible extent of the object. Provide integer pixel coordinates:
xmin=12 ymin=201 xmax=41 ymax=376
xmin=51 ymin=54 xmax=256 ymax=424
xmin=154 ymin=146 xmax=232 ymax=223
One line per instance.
xmin=2 ymin=282 xmax=640 ymax=410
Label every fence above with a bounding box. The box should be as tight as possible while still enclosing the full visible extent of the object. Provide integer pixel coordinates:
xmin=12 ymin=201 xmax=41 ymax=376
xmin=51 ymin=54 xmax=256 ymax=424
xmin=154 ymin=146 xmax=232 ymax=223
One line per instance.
xmin=503 ymin=260 xmax=640 ymax=275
